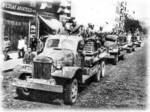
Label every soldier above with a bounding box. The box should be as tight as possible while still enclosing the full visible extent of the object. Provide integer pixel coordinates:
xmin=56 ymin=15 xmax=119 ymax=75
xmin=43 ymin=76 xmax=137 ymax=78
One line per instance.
xmin=23 ymin=47 xmax=35 ymax=64
xmin=36 ymin=39 xmax=44 ymax=55
xmin=3 ymin=36 xmax=11 ymax=61
xmin=77 ymin=40 xmax=85 ymax=67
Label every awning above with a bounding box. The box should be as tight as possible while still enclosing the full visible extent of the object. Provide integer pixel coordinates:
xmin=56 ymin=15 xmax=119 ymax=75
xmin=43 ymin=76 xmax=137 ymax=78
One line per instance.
xmin=39 ymin=15 xmax=63 ymax=31
xmin=3 ymin=10 xmax=35 ymax=17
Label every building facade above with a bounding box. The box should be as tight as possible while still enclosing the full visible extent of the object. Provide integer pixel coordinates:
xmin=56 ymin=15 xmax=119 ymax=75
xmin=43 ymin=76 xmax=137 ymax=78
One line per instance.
xmin=2 ymin=2 xmax=36 ymax=51
xmin=2 ymin=1 xmax=61 ymax=51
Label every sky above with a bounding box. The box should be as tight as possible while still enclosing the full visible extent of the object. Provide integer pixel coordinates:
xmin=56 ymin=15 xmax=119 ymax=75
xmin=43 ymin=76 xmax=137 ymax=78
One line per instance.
xmin=71 ymin=0 xmax=149 ymax=31
xmin=1 ymin=0 xmax=149 ymax=31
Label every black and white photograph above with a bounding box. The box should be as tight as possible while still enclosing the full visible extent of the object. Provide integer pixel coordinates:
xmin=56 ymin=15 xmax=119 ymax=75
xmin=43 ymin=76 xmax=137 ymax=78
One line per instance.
xmin=0 ymin=0 xmax=149 ymax=110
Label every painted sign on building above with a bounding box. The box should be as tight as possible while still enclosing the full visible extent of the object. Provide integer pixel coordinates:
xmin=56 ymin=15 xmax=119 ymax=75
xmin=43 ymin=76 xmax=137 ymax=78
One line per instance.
xmin=2 ymin=2 xmax=36 ymax=14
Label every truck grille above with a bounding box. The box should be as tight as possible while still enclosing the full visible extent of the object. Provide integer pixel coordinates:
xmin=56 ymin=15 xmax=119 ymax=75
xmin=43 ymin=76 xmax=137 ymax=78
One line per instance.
xmin=33 ymin=62 xmax=51 ymax=79
xmin=84 ymin=41 xmax=94 ymax=54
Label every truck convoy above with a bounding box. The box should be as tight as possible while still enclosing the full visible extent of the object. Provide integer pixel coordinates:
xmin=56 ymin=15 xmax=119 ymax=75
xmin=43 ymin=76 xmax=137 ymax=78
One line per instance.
xmin=12 ymin=32 xmax=142 ymax=105
xmin=12 ymin=35 xmax=107 ymax=104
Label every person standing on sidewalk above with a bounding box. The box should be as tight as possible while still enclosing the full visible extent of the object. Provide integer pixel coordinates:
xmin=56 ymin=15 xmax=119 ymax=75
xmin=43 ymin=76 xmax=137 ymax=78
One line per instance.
xmin=18 ymin=36 xmax=26 ymax=58
xmin=3 ymin=36 xmax=11 ymax=61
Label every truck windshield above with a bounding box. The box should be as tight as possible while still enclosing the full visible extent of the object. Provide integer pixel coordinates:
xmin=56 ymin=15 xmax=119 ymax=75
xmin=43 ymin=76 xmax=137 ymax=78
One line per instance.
xmin=46 ymin=39 xmax=60 ymax=48
xmin=60 ymin=39 xmax=74 ymax=50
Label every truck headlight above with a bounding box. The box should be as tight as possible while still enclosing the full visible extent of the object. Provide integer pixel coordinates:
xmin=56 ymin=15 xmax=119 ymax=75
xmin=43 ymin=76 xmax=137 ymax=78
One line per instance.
xmin=51 ymin=65 xmax=56 ymax=73
xmin=56 ymin=61 xmax=63 ymax=70
xmin=49 ymin=78 xmax=56 ymax=85
xmin=109 ymin=47 xmax=113 ymax=50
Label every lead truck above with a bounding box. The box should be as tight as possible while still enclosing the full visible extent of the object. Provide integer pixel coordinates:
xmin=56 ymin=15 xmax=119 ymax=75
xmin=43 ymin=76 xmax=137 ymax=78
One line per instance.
xmin=12 ymin=35 xmax=107 ymax=104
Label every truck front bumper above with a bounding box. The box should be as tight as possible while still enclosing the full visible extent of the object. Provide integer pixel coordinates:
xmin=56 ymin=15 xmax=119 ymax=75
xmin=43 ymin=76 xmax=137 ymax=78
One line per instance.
xmin=12 ymin=78 xmax=63 ymax=93
xmin=106 ymin=49 xmax=126 ymax=59
xmin=133 ymin=41 xmax=141 ymax=46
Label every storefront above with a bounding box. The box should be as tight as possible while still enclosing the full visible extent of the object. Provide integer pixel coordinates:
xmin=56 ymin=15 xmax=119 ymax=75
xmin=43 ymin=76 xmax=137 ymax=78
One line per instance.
xmin=2 ymin=2 xmax=36 ymax=51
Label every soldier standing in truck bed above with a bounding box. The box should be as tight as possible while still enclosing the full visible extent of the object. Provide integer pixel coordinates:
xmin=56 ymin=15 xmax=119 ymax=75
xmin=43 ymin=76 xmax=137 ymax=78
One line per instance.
xmin=77 ymin=40 xmax=85 ymax=67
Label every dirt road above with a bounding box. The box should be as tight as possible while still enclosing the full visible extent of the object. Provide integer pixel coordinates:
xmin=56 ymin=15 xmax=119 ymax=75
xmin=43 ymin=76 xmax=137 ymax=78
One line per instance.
xmin=2 ymin=41 xmax=147 ymax=109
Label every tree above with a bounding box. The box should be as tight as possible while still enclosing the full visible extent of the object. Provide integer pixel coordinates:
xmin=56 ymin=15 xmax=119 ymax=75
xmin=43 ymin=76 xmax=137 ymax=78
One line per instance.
xmin=124 ymin=17 xmax=142 ymax=34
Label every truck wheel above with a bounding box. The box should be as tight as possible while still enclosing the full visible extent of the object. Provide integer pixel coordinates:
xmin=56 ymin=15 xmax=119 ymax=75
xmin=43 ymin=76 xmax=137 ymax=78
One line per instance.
xmin=16 ymin=74 xmax=31 ymax=99
xmin=132 ymin=46 xmax=135 ymax=51
xmin=101 ymin=61 xmax=105 ymax=78
xmin=94 ymin=61 xmax=105 ymax=82
xmin=113 ymin=54 xmax=118 ymax=65
xmin=137 ymin=44 xmax=141 ymax=47
xmin=94 ymin=64 xmax=101 ymax=82
xmin=64 ymin=78 xmax=78 ymax=105
xmin=16 ymin=87 xmax=31 ymax=99
xmin=120 ymin=54 xmax=125 ymax=60
xmin=127 ymin=48 xmax=132 ymax=53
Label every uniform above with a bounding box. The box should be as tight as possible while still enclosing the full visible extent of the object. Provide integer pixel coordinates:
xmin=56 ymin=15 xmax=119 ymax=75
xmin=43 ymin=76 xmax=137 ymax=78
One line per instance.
xmin=3 ymin=38 xmax=11 ymax=61
xmin=23 ymin=51 xmax=35 ymax=64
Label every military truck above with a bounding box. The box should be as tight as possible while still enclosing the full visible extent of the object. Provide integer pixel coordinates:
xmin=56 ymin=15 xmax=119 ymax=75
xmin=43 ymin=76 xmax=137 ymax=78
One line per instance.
xmin=12 ymin=35 xmax=107 ymax=104
xmin=131 ymin=35 xmax=142 ymax=47
xmin=123 ymin=34 xmax=137 ymax=53
xmin=104 ymin=34 xmax=126 ymax=65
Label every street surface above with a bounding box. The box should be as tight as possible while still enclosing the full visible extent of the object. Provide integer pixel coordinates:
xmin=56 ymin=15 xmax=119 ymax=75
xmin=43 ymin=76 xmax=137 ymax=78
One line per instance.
xmin=2 ymin=41 xmax=147 ymax=109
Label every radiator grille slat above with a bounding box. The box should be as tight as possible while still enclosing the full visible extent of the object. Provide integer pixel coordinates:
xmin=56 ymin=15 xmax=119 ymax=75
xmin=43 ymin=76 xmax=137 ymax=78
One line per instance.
xmin=33 ymin=62 xmax=51 ymax=79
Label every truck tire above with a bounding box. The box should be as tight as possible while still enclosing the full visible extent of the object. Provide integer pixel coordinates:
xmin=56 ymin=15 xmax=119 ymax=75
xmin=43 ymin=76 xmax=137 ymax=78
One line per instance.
xmin=132 ymin=46 xmax=135 ymax=51
xmin=16 ymin=87 xmax=31 ymax=99
xmin=113 ymin=54 xmax=118 ymax=65
xmin=127 ymin=48 xmax=132 ymax=53
xmin=94 ymin=64 xmax=101 ymax=82
xmin=137 ymin=44 xmax=141 ymax=47
xmin=16 ymin=74 xmax=31 ymax=99
xmin=120 ymin=54 xmax=125 ymax=60
xmin=101 ymin=61 xmax=105 ymax=78
xmin=94 ymin=61 xmax=105 ymax=82
xmin=64 ymin=78 xmax=78 ymax=105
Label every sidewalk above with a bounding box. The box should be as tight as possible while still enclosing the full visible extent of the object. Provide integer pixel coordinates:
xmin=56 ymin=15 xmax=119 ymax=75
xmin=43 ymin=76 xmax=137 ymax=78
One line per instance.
xmin=1 ymin=52 xmax=23 ymax=72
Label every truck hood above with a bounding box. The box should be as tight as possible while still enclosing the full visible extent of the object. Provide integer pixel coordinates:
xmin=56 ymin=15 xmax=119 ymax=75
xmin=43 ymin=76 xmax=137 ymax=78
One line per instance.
xmin=34 ymin=48 xmax=73 ymax=63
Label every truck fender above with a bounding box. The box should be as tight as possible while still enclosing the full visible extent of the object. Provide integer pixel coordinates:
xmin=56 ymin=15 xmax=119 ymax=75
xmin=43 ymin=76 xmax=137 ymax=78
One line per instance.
xmin=62 ymin=67 xmax=82 ymax=79
xmin=13 ymin=64 xmax=32 ymax=74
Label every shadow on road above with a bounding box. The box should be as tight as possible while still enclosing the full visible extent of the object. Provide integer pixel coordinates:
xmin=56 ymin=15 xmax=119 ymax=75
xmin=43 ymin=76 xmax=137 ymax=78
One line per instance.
xmin=13 ymin=75 xmax=107 ymax=106
xmin=14 ymin=90 xmax=63 ymax=105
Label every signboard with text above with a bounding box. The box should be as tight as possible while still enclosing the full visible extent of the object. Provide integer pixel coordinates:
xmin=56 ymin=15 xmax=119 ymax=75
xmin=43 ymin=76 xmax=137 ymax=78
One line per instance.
xmin=2 ymin=2 xmax=36 ymax=14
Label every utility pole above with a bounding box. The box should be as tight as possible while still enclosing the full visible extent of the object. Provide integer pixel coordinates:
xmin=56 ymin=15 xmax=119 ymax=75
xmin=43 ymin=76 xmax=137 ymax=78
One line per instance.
xmin=35 ymin=1 xmax=39 ymax=39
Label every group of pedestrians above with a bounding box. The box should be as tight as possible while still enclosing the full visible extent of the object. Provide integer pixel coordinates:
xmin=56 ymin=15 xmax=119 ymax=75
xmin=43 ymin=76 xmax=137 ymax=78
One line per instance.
xmin=3 ymin=34 xmax=44 ymax=64
xmin=17 ymin=36 xmax=44 ymax=64
xmin=2 ymin=36 xmax=11 ymax=61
